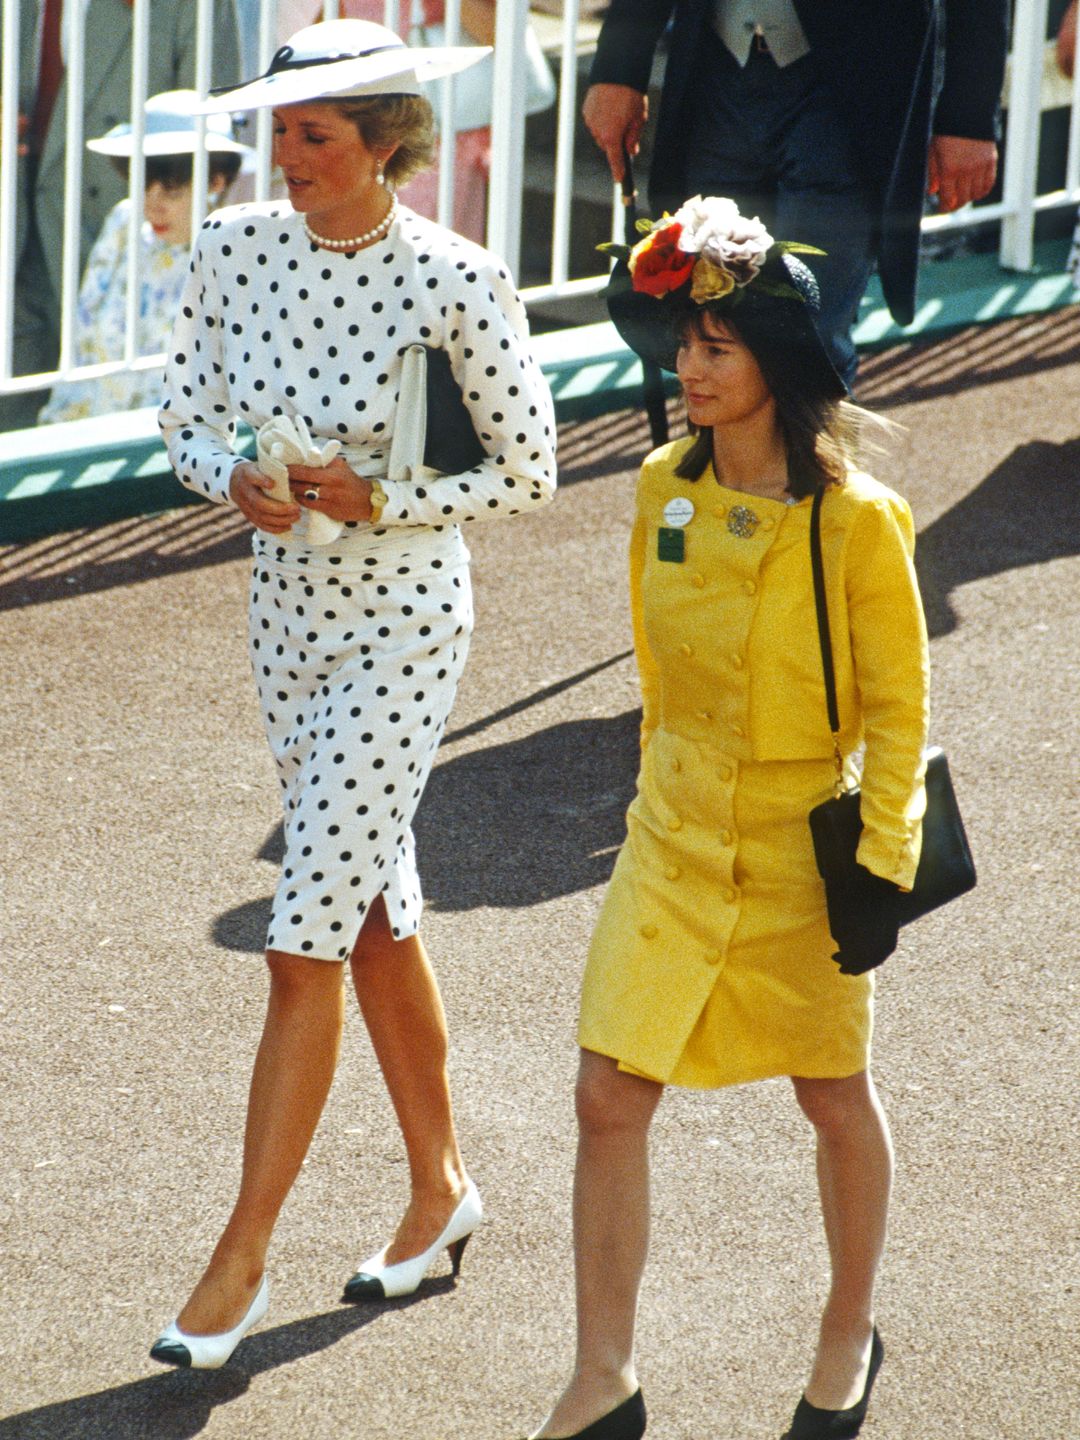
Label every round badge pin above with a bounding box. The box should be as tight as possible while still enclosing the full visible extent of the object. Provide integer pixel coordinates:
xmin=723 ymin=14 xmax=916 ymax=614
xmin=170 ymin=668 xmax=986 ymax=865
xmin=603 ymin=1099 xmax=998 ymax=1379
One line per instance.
xmin=663 ymin=497 xmax=695 ymax=528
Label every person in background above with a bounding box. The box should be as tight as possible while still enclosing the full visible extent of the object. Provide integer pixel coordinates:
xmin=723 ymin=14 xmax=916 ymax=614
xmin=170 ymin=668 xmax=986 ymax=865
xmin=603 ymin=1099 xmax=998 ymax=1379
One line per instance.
xmin=39 ymin=92 xmax=251 ymax=424
xmin=582 ymin=0 xmax=1007 ymax=386
xmin=0 ymin=0 xmax=238 ymax=430
xmin=520 ymin=196 xmax=928 ymax=1440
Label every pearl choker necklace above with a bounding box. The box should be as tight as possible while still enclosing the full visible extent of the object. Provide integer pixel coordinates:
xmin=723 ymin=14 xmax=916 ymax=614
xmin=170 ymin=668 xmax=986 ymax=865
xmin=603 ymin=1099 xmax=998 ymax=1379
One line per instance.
xmin=303 ymin=195 xmax=398 ymax=251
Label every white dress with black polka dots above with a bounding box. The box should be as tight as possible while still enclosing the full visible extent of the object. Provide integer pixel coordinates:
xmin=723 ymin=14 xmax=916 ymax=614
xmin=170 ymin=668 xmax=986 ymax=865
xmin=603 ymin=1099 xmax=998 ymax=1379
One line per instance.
xmin=160 ymin=201 xmax=556 ymax=959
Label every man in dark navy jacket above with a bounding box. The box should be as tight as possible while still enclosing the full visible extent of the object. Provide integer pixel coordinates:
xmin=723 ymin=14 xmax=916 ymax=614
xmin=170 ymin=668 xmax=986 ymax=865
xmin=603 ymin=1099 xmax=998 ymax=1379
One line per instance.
xmin=584 ymin=0 xmax=1008 ymax=383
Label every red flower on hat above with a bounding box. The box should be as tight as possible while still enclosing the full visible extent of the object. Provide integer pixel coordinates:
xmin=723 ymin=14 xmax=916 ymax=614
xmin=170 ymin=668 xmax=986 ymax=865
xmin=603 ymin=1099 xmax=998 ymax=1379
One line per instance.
xmin=628 ymin=221 xmax=695 ymax=297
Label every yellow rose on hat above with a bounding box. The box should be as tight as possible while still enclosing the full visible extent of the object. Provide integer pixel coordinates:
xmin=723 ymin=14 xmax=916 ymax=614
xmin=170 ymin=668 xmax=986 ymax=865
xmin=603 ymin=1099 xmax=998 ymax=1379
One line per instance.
xmin=689 ymin=257 xmax=736 ymax=304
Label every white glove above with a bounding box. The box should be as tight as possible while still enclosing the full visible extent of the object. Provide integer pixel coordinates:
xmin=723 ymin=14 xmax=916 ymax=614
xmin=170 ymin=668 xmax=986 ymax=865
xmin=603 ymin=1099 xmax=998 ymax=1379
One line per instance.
xmin=255 ymin=414 xmax=345 ymax=547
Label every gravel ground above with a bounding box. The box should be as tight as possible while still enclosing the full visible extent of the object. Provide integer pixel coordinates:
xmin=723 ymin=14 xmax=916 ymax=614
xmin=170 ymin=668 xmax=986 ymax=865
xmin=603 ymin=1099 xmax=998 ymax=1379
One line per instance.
xmin=1 ymin=310 xmax=1077 ymax=1439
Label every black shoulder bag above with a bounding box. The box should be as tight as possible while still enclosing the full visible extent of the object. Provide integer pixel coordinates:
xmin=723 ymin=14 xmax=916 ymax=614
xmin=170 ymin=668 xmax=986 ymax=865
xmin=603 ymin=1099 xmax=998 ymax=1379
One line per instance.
xmin=807 ymin=487 xmax=977 ymax=951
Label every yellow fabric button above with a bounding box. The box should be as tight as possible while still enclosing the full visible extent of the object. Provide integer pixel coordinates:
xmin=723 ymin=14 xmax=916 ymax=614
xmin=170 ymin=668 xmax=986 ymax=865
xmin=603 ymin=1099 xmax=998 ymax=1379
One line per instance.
xmin=712 ymin=505 xmax=726 ymax=519
xmin=732 ymin=653 xmax=744 ymax=669
xmin=742 ymin=579 xmax=757 ymax=595
xmin=691 ymin=573 xmax=706 ymax=589
xmin=671 ymin=757 xmax=681 ymax=773
xmin=761 ymin=518 xmax=775 ymax=532
xmin=721 ymin=829 xmax=733 ymax=846
xmin=719 ymin=764 xmax=733 ymax=781
xmin=723 ymin=887 xmax=738 ymax=904
xmin=705 ymin=950 xmax=723 ymax=967
xmin=640 ymin=923 xmax=659 ymax=940
xmin=678 ymin=642 xmax=693 ymax=658
xmin=667 ymin=816 xmax=683 ymax=832
xmin=665 ymin=865 xmax=681 ymax=881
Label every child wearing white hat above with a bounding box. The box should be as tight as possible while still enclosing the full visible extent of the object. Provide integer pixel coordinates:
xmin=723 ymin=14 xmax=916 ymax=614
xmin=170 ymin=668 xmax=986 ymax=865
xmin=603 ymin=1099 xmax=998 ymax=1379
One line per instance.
xmin=39 ymin=91 xmax=251 ymax=424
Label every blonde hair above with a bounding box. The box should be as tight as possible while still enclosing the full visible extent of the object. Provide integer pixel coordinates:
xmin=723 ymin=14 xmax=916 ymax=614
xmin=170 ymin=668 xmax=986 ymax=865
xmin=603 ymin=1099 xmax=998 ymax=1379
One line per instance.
xmin=330 ymin=95 xmax=436 ymax=186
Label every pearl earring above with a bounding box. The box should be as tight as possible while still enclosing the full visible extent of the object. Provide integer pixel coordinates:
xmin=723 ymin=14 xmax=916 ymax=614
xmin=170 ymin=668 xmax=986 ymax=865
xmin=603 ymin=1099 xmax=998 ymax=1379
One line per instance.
xmin=375 ymin=166 xmax=385 ymax=186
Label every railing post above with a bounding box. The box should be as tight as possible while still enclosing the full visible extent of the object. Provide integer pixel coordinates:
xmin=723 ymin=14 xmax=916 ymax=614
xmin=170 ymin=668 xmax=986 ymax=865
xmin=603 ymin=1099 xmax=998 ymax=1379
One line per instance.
xmin=550 ymin=0 xmax=581 ymax=286
xmin=58 ymin=0 xmax=89 ymax=372
xmin=1000 ymin=0 xmax=1049 ymax=271
xmin=0 ymin=0 xmax=21 ymax=383
xmin=123 ymin=0 xmax=150 ymax=368
xmin=485 ymin=0 xmax=528 ymax=272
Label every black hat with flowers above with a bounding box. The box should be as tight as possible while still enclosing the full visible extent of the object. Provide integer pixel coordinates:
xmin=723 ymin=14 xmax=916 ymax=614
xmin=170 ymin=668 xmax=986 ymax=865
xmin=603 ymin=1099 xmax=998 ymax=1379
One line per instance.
xmin=603 ymin=195 xmax=847 ymax=399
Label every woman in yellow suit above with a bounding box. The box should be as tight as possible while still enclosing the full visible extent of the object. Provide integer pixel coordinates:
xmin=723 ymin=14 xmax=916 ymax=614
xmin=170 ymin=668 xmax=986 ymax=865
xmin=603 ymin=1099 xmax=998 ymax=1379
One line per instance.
xmin=523 ymin=199 xmax=929 ymax=1440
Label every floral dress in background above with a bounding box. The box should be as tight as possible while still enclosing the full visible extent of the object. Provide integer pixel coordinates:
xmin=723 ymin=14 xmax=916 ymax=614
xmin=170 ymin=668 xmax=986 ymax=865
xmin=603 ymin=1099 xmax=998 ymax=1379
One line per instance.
xmin=39 ymin=198 xmax=188 ymax=424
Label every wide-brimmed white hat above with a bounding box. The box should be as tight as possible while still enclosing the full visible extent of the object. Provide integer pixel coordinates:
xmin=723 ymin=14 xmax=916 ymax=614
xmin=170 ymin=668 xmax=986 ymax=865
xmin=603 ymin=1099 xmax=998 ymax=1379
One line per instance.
xmin=198 ymin=19 xmax=490 ymax=114
xmin=87 ymin=90 xmax=254 ymax=162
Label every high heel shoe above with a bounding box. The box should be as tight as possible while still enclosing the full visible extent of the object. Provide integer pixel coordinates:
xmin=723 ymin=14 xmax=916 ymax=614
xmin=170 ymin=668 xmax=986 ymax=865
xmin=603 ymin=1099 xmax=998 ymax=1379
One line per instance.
xmin=342 ymin=1177 xmax=482 ymax=1301
xmin=519 ymin=1389 xmax=647 ymax=1440
xmin=780 ymin=1328 xmax=884 ymax=1439
xmin=149 ymin=1276 xmax=269 ymax=1370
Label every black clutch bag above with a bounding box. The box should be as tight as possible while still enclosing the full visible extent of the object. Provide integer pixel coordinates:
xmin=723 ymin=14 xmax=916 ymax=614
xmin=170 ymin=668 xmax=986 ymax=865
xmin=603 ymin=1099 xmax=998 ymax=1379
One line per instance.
xmin=807 ymin=488 xmax=976 ymax=933
xmin=422 ymin=346 xmax=487 ymax=475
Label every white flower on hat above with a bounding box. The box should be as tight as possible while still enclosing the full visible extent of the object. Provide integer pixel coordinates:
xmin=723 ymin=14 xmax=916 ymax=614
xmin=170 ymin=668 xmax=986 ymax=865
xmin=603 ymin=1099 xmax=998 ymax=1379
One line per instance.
xmin=670 ymin=195 xmax=773 ymax=286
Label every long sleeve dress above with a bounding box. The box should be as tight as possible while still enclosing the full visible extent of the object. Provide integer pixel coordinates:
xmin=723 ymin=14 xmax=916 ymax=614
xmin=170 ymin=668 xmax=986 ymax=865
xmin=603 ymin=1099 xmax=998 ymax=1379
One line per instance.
xmin=160 ymin=200 xmax=556 ymax=960
xmin=578 ymin=438 xmax=929 ymax=1088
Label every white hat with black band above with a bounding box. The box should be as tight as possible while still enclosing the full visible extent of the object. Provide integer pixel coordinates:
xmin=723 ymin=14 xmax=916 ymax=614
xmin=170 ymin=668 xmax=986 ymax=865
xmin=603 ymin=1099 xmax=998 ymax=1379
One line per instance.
xmin=197 ymin=19 xmax=490 ymax=114
xmin=87 ymin=90 xmax=253 ymax=161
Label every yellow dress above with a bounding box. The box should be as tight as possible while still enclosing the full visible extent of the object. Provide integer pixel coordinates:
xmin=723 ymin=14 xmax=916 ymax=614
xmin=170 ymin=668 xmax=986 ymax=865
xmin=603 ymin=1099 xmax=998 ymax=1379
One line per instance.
xmin=578 ymin=439 xmax=930 ymax=1088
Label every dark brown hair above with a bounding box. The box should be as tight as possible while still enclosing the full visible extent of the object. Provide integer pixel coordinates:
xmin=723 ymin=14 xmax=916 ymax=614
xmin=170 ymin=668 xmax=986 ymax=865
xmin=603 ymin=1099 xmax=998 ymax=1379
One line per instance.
xmin=671 ymin=306 xmax=858 ymax=499
xmin=111 ymin=152 xmax=243 ymax=190
xmin=331 ymin=95 xmax=436 ymax=186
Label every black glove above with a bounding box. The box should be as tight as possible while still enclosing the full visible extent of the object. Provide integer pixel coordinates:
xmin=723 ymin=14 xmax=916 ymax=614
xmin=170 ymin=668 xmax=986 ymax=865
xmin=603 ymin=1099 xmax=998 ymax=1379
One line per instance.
xmin=824 ymin=865 xmax=902 ymax=975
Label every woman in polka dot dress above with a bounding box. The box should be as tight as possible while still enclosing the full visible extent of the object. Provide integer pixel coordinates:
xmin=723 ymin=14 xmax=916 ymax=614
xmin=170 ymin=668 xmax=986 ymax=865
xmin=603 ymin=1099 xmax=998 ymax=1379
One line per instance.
xmin=150 ymin=21 xmax=555 ymax=1370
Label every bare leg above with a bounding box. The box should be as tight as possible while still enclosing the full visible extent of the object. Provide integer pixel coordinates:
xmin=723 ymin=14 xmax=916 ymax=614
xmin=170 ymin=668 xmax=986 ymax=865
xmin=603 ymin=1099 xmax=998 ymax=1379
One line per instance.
xmin=791 ymin=1070 xmax=893 ymax=1410
xmin=349 ymin=895 xmax=468 ymax=1262
xmin=176 ymin=952 xmax=345 ymax=1334
xmin=532 ymin=1050 xmax=664 ymax=1439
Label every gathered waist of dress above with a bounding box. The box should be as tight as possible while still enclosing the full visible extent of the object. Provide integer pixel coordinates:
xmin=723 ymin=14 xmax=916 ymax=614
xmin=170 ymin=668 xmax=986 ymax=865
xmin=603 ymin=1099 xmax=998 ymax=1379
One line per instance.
xmin=251 ymin=443 xmax=469 ymax=577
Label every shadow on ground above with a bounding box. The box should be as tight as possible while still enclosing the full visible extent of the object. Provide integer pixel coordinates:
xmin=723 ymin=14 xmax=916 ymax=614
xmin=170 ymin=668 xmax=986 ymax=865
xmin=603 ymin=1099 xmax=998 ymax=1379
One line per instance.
xmin=0 ymin=504 xmax=251 ymax=611
xmin=0 ymin=1284 xmax=451 ymax=1440
xmin=916 ymin=437 xmax=1080 ymax=637
xmin=212 ymin=708 xmax=641 ymax=950
xmin=857 ymin=305 xmax=1080 ymax=408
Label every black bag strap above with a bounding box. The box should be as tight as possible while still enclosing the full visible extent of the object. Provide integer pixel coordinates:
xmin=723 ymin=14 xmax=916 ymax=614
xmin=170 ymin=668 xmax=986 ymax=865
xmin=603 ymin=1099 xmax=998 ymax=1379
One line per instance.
xmin=811 ymin=487 xmax=847 ymax=788
xmin=810 ymin=487 xmax=840 ymax=734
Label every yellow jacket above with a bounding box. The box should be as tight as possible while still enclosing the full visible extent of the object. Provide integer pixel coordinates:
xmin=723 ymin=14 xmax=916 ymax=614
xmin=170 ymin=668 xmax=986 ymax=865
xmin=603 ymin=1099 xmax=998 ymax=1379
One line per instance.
xmin=630 ymin=440 xmax=930 ymax=889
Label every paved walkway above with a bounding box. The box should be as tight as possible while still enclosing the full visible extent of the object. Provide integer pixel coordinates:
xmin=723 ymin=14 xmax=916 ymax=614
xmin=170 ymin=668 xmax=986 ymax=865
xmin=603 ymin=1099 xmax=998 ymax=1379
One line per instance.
xmin=1 ymin=310 xmax=1077 ymax=1438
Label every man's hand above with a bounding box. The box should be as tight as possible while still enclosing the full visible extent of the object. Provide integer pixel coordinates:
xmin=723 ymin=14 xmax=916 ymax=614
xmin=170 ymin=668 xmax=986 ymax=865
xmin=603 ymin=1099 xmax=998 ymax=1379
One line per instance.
xmin=583 ymin=83 xmax=648 ymax=184
xmin=927 ymin=135 xmax=998 ymax=213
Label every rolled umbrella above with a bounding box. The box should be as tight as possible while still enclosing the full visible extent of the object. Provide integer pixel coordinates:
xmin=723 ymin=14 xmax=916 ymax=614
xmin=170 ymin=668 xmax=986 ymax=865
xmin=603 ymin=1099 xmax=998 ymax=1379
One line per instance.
xmin=618 ymin=148 xmax=670 ymax=449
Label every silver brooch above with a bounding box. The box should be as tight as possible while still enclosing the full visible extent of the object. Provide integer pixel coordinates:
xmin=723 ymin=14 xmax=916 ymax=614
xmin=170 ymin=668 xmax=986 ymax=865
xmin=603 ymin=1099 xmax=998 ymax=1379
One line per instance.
xmin=727 ymin=505 xmax=760 ymax=539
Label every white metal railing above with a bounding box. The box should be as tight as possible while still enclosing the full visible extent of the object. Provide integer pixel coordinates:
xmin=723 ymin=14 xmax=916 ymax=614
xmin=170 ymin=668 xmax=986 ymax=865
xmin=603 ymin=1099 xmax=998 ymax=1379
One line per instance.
xmin=1 ymin=0 xmax=1077 ymax=414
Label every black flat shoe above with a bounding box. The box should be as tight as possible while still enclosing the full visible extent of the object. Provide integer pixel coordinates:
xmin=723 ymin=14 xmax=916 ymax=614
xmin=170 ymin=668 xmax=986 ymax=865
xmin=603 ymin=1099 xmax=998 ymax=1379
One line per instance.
xmin=780 ymin=1329 xmax=883 ymax=1439
xmin=521 ymin=1389 xmax=647 ymax=1440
